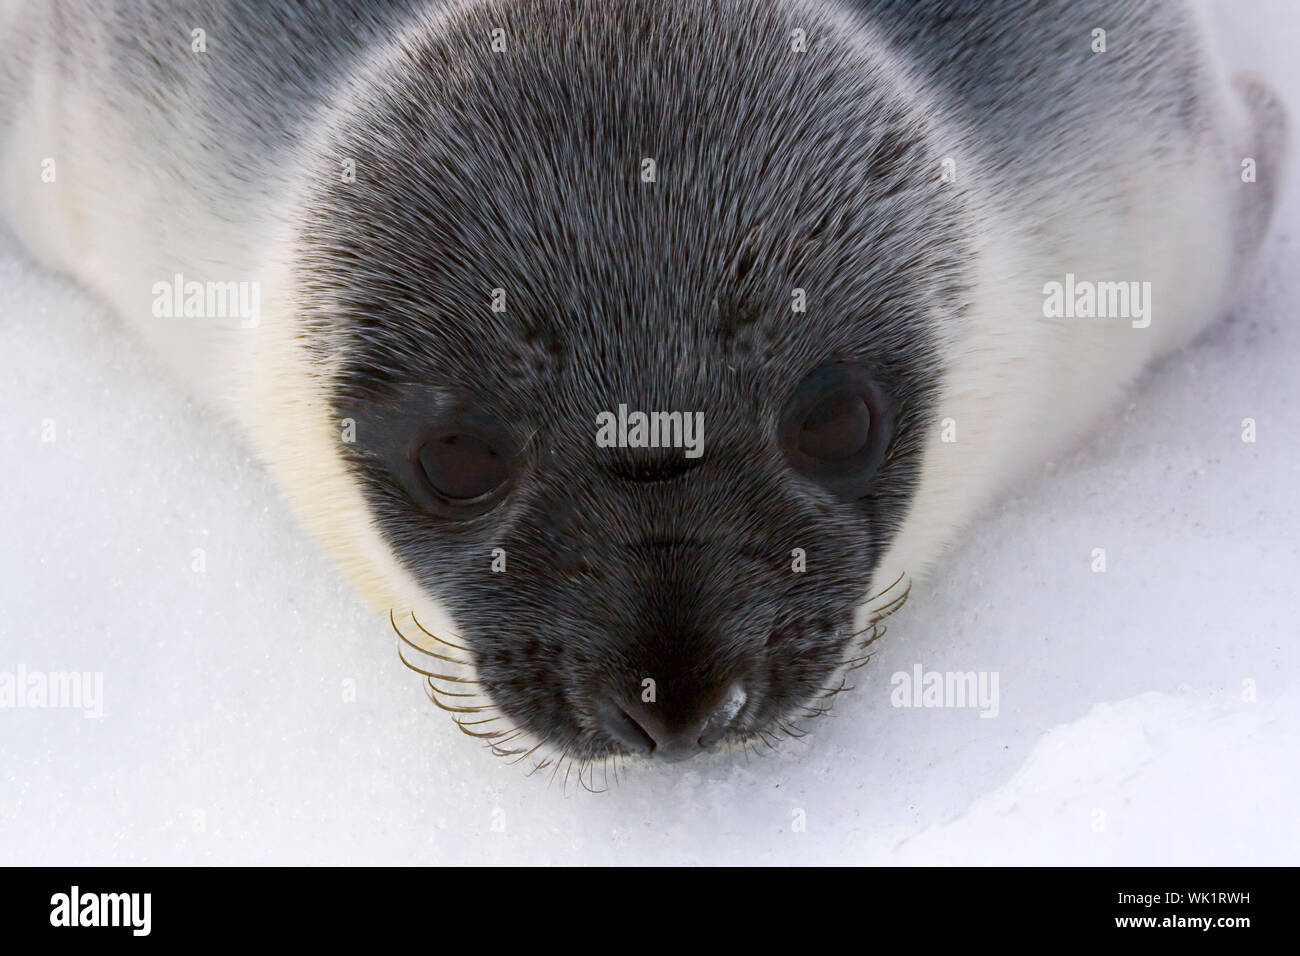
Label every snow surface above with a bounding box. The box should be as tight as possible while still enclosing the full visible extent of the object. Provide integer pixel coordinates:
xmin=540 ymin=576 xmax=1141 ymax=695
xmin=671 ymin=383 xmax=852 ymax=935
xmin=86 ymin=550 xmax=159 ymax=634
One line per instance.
xmin=1 ymin=2 xmax=1297 ymax=865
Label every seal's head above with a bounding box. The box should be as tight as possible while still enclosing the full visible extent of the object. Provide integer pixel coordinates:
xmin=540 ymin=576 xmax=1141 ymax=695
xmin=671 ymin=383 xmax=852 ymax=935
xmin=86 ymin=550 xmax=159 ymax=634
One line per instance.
xmin=284 ymin=0 xmax=972 ymax=763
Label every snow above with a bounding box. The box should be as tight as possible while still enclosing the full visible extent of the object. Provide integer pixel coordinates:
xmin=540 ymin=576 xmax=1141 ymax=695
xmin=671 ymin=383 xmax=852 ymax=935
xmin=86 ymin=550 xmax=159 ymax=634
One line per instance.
xmin=1 ymin=1 xmax=1297 ymax=864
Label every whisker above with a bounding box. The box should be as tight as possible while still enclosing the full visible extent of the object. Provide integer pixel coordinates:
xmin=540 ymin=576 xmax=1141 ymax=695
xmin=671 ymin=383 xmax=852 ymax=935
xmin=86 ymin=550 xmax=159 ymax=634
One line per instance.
xmin=391 ymin=609 xmax=469 ymax=668
xmin=780 ymin=572 xmax=911 ymax=729
xmin=525 ymin=750 xmax=558 ymax=777
xmin=488 ymin=731 xmax=527 ymax=757
xmin=424 ymin=690 xmax=494 ymax=715
xmin=548 ymin=752 xmax=567 ymax=788
xmin=397 ymin=648 xmax=465 ymax=681
xmin=455 ymin=714 xmax=502 ymax=728
xmin=857 ymin=622 xmax=888 ymax=650
xmin=408 ymin=610 xmax=473 ymax=653
xmin=505 ymin=740 xmax=546 ymax=766
xmin=453 ymin=717 xmax=511 ymax=740
xmin=579 ymin=762 xmax=606 ymax=794
xmin=854 ymin=576 xmax=913 ymax=633
xmin=798 ymin=697 xmax=835 ymax=720
xmin=817 ymin=675 xmax=852 ymax=699
xmin=869 ymin=569 xmax=907 ymax=602
xmin=396 ymin=653 xmax=479 ymax=685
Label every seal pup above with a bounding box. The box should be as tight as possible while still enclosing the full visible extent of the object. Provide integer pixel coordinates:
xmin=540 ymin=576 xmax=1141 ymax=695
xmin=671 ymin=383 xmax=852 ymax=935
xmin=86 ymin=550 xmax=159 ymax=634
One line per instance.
xmin=0 ymin=0 xmax=1285 ymax=768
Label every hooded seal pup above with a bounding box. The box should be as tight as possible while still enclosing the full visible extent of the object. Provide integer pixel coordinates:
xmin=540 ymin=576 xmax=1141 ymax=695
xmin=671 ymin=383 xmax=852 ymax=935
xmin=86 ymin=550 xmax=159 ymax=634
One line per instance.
xmin=0 ymin=0 xmax=1285 ymax=767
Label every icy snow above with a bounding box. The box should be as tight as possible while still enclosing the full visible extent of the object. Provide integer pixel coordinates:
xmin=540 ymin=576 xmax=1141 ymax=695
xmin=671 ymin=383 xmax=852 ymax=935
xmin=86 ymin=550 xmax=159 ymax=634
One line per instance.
xmin=1 ymin=1 xmax=1297 ymax=864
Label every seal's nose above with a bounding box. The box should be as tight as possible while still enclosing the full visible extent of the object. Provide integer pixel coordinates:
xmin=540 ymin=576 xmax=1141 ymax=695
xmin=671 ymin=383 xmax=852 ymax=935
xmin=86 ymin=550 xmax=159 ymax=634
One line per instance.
xmin=596 ymin=682 xmax=748 ymax=761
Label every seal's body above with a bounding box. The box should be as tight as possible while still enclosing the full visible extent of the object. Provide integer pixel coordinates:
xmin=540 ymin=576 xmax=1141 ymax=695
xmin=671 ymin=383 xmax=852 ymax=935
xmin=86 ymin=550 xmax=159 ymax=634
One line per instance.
xmin=0 ymin=0 xmax=1284 ymax=763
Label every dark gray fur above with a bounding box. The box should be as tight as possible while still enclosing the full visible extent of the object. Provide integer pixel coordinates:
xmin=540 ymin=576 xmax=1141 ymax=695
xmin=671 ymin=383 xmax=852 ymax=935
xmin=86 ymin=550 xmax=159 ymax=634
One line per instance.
xmin=309 ymin=0 xmax=969 ymax=758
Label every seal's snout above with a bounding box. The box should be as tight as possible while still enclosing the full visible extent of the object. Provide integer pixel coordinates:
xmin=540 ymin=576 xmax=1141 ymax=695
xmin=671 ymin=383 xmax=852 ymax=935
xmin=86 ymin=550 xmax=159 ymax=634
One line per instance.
xmin=596 ymin=682 xmax=748 ymax=762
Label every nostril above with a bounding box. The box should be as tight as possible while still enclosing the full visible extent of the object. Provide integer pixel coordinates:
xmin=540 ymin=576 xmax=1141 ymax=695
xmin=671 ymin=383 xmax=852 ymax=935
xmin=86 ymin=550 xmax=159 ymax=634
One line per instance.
xmin=698 ymin=683 xmax=748 ymax=749
xmin=596 ymin=683 xmax=748 ymax=758
xmin=595 ymin=697 xmax=656 ymax=755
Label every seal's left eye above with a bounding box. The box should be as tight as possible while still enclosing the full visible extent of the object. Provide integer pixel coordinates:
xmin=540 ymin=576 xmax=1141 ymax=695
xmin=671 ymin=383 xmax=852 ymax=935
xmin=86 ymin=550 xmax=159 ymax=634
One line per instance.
xmin=798 ymin=390 xmax=872 ymax=461
xmin=418 ymin=433 xmax=510 ymax=501
xmin=780 ymin=362 xmax=891 ymax=498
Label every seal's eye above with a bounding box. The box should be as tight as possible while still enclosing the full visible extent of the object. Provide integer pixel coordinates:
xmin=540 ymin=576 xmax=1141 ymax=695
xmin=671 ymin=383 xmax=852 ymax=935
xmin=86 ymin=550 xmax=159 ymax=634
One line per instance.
xmin=780 ymin=362 xmax=891 ymax=497
xmin=418 ymin=433 xmax=509 ymax=501
xmin=405 ymin=412 xmax=518 ymax=517
xmin=798 ymin=390 xmax=872 ymax=461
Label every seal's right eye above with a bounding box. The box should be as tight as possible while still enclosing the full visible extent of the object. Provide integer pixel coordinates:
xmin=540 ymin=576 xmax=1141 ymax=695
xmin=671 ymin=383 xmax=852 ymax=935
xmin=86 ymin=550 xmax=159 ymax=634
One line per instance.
xmin=418 ymin=433 xmax=509 ymax=501
xmin=406 ymin=414 xmax=517 ymax=516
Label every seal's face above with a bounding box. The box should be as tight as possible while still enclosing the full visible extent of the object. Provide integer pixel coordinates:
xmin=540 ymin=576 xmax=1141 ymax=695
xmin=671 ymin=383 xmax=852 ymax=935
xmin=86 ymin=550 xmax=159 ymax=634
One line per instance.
xmin=296 ymin=0 xmax=969 ymax=762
